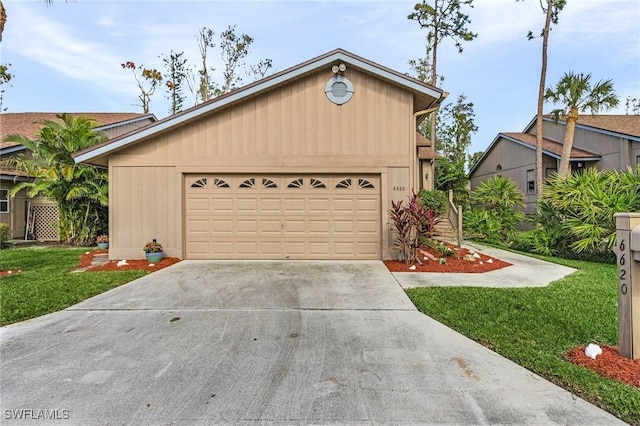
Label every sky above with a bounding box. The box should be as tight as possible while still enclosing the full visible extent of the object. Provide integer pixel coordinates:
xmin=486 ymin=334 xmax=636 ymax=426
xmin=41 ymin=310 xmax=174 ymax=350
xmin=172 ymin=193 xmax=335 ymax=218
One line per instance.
xmin=1 ymin=0 xmax=639 ymax=155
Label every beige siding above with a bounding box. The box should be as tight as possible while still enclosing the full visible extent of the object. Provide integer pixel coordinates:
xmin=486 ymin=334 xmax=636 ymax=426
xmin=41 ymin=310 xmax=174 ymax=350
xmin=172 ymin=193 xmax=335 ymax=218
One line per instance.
xmin=113 ymin=69 xmax=413 ymax=168
xmin=108 ymin=68 xmax=416 ymax=259
xmin=109 ymin=166 xmax=181 ymax=260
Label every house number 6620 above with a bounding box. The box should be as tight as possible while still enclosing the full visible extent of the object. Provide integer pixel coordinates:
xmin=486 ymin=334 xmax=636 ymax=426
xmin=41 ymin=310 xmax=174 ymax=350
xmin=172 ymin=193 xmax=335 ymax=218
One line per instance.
xmin=392 ymin=186 xmax=406 ymax=192
xmin=619 ymin=238 xmax=628 ymax=295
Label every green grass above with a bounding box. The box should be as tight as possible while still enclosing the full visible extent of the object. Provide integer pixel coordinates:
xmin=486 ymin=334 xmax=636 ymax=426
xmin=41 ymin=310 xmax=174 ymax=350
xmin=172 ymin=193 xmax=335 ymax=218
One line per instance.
xmin=0 ymin=247 xmax=146 ymax=326
xmin=406 ymin=254 xmax=640 ymax=424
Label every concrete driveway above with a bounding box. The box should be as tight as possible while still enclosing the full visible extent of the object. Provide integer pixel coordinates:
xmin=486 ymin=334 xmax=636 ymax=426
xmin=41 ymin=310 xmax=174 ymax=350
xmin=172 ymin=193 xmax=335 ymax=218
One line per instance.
xmin=1 ymin=261 xmax=622 ymax=425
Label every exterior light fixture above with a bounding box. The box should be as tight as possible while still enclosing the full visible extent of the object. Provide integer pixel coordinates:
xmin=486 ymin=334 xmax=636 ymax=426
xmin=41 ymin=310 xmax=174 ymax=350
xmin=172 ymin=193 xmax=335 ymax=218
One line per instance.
xmin=331 ymin=63 xmax=347 ymax=74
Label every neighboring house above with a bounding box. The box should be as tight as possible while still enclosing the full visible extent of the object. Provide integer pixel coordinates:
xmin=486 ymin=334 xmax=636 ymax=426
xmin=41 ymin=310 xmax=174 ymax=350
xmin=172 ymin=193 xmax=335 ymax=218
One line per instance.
xmin=0 ymin=112 xmax=157 ymax=240
xmin=469 ymin=114 xmax=640 ymax=213
xmin=75 ymin=48 xmax=447 ymax=261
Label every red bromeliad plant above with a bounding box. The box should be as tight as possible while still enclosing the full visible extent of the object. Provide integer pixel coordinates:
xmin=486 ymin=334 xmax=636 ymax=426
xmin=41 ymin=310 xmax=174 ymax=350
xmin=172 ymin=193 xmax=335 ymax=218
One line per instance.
xmin=389 ymin=191 xmax=440 ymax=265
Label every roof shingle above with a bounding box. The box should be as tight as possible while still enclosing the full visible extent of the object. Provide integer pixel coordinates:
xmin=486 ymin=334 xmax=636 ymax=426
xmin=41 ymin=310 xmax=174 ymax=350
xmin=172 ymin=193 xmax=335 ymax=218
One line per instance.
xmin=501 ymin=132 xmax=601 ymax=159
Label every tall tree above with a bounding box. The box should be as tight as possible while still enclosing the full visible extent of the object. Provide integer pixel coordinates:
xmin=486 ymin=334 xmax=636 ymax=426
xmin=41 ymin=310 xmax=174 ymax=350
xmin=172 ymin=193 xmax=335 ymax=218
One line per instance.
xmin=522 ymin=0 xmax=565 ymax=198
xmin=544 ymin=71 xmax=619 ymax=177
xmin=2 ymin=114 xmax=109 ymax=245
xmin=438 ymin=94 xmax=478 ymax=163
xmin=195 ymin=27 xmax=216 ymax=102
xmin=217 ymin=25 xmax=253 ymax=95
xmin=121 ymin=61 xmax=163 ymax=113
xmin=408 ymin=0 xmax=476 ymax=148
xmin=625 ymin=96 xmax=640 ymax=115
xmin=161 ymin=50 xmax=188 ymax=115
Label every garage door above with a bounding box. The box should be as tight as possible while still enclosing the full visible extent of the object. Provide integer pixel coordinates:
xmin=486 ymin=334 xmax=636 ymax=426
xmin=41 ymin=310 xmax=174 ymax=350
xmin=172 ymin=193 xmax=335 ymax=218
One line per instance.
xmin=184 ymin=175 xmax=381 ymax=259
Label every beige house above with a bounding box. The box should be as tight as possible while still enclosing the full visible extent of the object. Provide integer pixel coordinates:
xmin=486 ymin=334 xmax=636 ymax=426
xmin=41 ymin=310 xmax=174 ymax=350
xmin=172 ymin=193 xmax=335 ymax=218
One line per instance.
xmin=0 ymin=112 xmax=156 ymax=240
xmin=75 ymin=49 xmax=447 ymax=260
xmin=470 ymin=114 xmax=640 ymax=213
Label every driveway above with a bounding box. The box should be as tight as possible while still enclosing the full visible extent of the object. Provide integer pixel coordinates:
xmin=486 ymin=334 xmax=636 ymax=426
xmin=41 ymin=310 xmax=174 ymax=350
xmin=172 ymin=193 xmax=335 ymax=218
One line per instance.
xmin=0 ymin=261 xmax=622 ymax=425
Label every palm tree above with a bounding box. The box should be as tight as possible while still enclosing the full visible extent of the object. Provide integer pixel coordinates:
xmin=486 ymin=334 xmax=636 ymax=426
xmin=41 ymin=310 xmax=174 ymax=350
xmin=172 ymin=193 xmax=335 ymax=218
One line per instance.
xmin=2 ymin=113 xmax=109 ymax=245
xmin=544 ymin=71 xmax=619 ymax=178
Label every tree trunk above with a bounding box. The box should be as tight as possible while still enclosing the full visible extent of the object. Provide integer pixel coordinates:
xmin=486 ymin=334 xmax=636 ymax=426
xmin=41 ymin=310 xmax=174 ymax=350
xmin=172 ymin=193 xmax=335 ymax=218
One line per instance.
xmin=558 ymin=108 xmax=578 ymax=177
xmin=429 ymin=1 xmax=439 ymax=171
xmin=535 ymin=0 xmax=554 ymax=198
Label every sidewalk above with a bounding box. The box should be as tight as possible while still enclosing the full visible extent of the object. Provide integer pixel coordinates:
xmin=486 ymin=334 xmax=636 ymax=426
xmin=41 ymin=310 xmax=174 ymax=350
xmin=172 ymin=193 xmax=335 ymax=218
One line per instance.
xmin=393 ymin=242 xmax=577 ymax=289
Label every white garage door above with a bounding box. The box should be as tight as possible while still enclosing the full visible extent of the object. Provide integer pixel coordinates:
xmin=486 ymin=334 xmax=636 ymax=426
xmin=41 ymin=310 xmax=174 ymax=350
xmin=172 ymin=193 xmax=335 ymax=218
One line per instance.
xmin=184 ymin=175 xmax=381 ymax=259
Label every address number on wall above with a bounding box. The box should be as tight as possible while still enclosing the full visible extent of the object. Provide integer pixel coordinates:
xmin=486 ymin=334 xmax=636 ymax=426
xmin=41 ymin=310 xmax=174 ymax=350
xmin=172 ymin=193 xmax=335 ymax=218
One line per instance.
xmin=392 ymin=186 xmax=406 ymax=192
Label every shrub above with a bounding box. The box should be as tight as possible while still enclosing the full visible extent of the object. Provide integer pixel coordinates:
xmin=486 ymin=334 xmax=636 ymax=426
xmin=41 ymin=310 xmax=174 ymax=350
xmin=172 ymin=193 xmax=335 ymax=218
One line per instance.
xmin=537 ymin=167 xmax=640 ymax=258
xmin=389 ymin=191 xmax=439 ymax=264
xmin=465 ymin=176 xmax=525 ymax=243
xmin=418 ymin=189 xmax=447 ymax=216
xmin=0 ymin=223 xmax=9 ymax=248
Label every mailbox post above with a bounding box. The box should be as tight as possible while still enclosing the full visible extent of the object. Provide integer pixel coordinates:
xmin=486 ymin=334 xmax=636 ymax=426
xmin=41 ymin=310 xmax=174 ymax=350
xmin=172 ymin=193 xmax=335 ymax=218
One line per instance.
xmin=614 ymin=213 xmax=640 ymax=359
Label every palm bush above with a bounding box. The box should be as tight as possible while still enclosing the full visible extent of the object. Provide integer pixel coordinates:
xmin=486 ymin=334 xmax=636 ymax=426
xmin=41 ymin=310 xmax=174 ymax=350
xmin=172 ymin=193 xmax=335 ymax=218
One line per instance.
xmin=531 ymin=167 xmax=640 ymax=260
xmin=2 ymin=114 xmax=109 ymax=246
xmin=464 ymin=176 xmax=525 ymax=243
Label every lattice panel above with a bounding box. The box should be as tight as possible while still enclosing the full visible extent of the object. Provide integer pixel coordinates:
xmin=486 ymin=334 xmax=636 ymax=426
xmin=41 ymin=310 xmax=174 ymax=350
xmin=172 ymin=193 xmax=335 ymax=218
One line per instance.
xmin=33 ymin=205 xmax=60 ymax=241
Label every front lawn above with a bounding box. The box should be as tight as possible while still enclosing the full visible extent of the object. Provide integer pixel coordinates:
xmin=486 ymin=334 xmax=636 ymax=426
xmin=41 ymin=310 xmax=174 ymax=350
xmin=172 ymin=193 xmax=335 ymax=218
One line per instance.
xmin=406 ymin=254 xmax=640 ymax=424
xmin=0 ymin=247 xmax=146 ymax=326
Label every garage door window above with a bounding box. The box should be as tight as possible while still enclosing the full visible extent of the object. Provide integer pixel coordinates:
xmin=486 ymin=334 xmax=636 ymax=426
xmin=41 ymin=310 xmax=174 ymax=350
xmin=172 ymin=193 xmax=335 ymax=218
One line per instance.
xmin=262 ymin=178 xmax=278 ymax=188
xmin=336 ymin=178 xmax=351 ymax=189
xmin=310 ymin=178 xmax=326 ymax=188
xmin=359 ymin=178 xmax=375 ymax=189
xmin=287 ymin=178 xmax=304 ymax=188
xmin=191 ymin=178 xmax=207 ymax=188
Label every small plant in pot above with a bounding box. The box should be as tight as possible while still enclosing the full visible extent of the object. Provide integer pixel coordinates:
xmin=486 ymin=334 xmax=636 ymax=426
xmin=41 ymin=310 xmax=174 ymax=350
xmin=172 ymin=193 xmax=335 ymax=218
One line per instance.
xmin=96 ymin=235 xmax=109 ymax=250
xmin=143 ymin=239 xmax=163 ymax=262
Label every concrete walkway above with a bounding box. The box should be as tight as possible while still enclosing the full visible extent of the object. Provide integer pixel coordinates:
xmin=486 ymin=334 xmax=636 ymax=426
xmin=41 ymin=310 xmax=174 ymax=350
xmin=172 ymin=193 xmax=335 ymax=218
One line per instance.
xmin=394 ymin=242 xmax=578 ymax=289
xmin=0 ymin=260 xmax=621 ymax=425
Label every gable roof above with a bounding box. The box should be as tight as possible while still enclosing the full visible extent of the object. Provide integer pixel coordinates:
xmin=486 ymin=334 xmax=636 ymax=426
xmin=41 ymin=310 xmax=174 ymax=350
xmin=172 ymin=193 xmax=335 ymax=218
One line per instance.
xmin=0 ymin=112 xmax=156 ymax=152
xmin=523 ymin=114 xmax=640 ymax=141
xmin=469 ymin=132 xmax=601 ymax=176
xmin=74 ymin=48 xmax=446 ymax=166
xmin=501 ymin=132 xmax=600 ymax=159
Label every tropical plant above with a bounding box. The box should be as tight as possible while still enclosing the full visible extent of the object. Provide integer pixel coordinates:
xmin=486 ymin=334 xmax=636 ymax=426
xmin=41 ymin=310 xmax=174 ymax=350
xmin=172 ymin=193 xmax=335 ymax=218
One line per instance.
xmin=389 ymin=191 xmax=439 ymax=265
xmin=2 ymin=114 xmax=109 ymax=245
xmin=544 ymin=71 xmax=619 ymax=177
xmin=538 ymin=167 xmax=640 ymax=257
xmin=96 ymin=234 xmax=109 ymax=244
xmin=143 ymin=239 xmax=163 ymax=253
xmin=465 ymin=176 xmax=525 ymax=243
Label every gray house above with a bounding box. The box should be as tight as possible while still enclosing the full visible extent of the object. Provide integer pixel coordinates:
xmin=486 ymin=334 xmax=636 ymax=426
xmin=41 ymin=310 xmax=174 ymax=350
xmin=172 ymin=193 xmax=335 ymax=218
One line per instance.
xmin=469 ymin=115 xmax=640 ymax=212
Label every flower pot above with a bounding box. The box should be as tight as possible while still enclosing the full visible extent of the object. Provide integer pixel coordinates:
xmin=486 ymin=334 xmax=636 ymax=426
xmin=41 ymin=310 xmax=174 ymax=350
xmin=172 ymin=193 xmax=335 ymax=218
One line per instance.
xmin=145 ymin=251 xmax=163 ymax=263
xmin=97 ymin=242 xmax=109 ymax=250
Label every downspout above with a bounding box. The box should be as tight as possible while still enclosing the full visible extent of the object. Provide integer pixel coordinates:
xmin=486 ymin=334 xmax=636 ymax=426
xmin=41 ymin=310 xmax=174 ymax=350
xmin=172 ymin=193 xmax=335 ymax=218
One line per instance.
xmin=412 ymin=91 xmax=449 ymax=190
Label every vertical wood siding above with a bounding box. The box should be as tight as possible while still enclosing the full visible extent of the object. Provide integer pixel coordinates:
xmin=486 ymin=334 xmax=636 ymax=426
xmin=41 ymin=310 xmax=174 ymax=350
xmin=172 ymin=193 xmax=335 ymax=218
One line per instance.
xmin=114 ymin=68 xmax=413 ymax=167
xmin=109 ymin=166 xmax=180 ymax=260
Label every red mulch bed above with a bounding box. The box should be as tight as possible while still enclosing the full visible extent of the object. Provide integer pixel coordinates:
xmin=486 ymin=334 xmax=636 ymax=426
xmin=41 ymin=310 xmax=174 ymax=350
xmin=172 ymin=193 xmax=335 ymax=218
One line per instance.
xmin=384 ymin=244 xmax=511 ymax=273
xmin=0 ymin=269 xmax=23 ymax=277
xmin=78 ymin=249 xmax=181 ymax=273
xmin=567 ymin=345 xmax=640 ymax=388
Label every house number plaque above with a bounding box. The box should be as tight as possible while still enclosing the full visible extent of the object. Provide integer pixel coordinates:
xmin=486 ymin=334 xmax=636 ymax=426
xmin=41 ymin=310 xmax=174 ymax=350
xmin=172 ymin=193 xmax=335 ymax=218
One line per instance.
xmin=615 ymin=213 xmax=640 ymax=359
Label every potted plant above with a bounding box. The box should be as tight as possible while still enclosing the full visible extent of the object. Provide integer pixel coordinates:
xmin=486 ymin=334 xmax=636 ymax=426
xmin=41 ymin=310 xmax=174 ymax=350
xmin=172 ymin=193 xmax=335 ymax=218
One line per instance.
xmin=96 ymin=235 xmax=109 ymax=250
xmin=143 ymin=239 xmax=163 ymax=262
